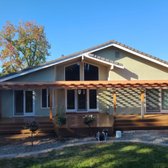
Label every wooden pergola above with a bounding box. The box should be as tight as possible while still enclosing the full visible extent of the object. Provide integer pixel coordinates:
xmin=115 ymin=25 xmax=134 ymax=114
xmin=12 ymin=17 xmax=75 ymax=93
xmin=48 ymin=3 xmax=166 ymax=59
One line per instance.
xmin=0 ymin=80 xmax=168 ymax=120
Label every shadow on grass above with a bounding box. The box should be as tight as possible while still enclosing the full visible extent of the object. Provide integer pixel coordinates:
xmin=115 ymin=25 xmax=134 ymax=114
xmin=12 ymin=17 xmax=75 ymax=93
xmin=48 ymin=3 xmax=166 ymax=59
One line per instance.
xmin=0 ymin=142 xmax=168 ymax=168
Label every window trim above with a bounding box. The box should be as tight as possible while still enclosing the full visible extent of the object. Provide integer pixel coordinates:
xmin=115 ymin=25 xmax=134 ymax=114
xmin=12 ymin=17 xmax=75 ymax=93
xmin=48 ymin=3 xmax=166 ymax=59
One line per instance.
xmin=65 ymin=89 xmax=98 ymax=112
xmin=64 ymin=61 xmax=99 ymax=81
xmin=145 ymin=88 xmax=168 ymax=114
xmin=161 ymin=89 xmax=168 ymax=112
xmin=84 ymin=62 xmax=99 ymax=81
xmin=41 ymin=89 xmax=50 ymax=109
xmin=64 ymin=62 xmax=80 ymax=81
xmin=13 ymin=89 xmax=35 ymax=116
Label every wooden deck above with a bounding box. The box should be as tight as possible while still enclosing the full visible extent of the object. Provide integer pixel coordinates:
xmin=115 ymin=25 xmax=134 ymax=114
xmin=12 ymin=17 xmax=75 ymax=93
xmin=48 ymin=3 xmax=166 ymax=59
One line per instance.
xmin=0 ymin=117 xmax=55 ymax=135
xmin=0 ymin=113 xmax=168 ymax=137
xmin=114 ymin=114 xmax=168 ymax=131
xmin=58 ymin=112 xmax=114 ymax=137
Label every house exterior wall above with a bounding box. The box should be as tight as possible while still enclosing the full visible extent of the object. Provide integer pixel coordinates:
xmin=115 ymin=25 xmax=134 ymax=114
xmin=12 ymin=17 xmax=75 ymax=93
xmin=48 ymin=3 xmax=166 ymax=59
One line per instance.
xmin=93 ymin=47 xmax=168 ymax=80
xmin=1 ymin=90 xmax=13 ymax=118
xmin=98 ymin=88 xmax=141 ymax=115
xmin=0 ymin=46 xmax=168 ymax=118
xmin=9 ymin=66 xmax=56 ymax=82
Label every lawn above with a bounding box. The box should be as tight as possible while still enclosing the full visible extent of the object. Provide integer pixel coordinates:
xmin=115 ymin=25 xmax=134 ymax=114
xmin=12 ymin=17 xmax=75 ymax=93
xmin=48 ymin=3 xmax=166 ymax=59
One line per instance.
xmin=0 ymin=142 xmax=168 ymax=168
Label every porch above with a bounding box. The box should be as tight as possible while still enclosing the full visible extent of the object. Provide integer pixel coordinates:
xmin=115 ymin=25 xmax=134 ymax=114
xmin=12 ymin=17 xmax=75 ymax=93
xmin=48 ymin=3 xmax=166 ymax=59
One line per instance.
xmin=0 ymin=80 xmax=168 ymax=136
xmin=0 ymin=117 xmax=55 ymax=135
xmin=114 ymin=114 xmax=168 ymax=131
xmin=0 ymin=113 xmax=168 ymax=136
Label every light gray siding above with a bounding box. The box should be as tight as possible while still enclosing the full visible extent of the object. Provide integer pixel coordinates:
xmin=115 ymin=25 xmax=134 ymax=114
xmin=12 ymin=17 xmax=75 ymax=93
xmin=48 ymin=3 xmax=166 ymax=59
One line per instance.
xmin=9 ymin=66 xmax=56 ymax=82
xmin=1 ymin=90 xmax=13 ymax=118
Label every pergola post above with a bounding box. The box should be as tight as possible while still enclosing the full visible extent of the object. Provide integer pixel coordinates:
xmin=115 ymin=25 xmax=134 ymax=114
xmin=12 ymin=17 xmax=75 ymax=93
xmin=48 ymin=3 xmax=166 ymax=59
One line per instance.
xmin=113 ymin=91 xmax=117 ymax=116
xmin=49 ymin=88 xmax=53 ymax=121
xmin=140 ymin=89 xmax=145 ymax=119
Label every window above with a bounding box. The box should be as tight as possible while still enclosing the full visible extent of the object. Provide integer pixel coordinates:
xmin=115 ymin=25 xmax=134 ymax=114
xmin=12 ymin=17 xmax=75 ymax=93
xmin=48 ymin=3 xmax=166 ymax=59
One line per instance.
xmin=84 ymin=63 xmax=98 ymax=80
xmin=89 ymin=90 xmax=97 ymax=109
xmin=42 ymin=89 xmax=50 ymax=108
xmin=162 ymin=89 xmax=168 ymax=110
xmin=65 ymin=64 xmax=80 ymax=81
xmin=66 ymin=89 xmax=97 ymax=111
xmin=15 ymin=90 xmax=24 ymax=115
xmin=77 ymin=89 xmax=87 ymax=110
xmin=67 ymin=90 xmax=75 ymax=110
xmin=25 ymin=91 xmax=33 ymax=113
xmin=14 ymin=90 xmax=34 ymax=115
xmin=146 ymin=89 xmax=160 ymax=112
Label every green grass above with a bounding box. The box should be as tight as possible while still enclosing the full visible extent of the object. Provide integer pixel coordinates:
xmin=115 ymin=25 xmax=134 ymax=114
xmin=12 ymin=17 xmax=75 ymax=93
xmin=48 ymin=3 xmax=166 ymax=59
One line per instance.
xmin=0 ymin=142 xmax=168 ymax=168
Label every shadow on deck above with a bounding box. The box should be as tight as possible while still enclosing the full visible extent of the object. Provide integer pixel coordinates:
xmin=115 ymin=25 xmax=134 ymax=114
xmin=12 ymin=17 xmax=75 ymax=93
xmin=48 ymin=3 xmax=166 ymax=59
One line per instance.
xmin=114 ymin=114 xmax=168 ymax=131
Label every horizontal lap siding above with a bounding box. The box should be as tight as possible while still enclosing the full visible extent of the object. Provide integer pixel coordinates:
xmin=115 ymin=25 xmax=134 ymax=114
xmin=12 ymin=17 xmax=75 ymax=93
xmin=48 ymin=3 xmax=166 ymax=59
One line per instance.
xmin=1 ymin=90 xmax=13 ymax=117
xmin=116 ymin=88 xmax=141 ymax=114
xmin=98 ymin=88 xmax=141 ymax=115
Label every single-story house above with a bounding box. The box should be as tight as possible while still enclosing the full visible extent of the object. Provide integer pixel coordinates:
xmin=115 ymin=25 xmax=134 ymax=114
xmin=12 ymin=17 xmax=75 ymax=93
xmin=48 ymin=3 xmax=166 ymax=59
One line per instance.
xmin=0 ymin=40 xmax=168 ymax=135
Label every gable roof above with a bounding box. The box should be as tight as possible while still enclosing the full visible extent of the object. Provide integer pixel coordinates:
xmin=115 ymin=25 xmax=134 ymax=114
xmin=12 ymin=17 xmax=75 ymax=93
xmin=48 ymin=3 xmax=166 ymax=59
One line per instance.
xmin=0 ymin=40 xmax=167 ymax=82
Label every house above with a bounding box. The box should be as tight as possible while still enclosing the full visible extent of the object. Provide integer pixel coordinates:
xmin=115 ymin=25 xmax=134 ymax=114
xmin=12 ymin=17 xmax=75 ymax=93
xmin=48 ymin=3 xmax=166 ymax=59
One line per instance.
xmin=0 ymin=40 xmax=168 ymax=135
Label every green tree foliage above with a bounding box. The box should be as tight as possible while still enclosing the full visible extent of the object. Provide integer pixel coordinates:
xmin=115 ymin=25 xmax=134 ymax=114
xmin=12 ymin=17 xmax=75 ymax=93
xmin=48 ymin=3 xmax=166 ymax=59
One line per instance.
xmin=0 ymin=21 xmax=50 ymax=75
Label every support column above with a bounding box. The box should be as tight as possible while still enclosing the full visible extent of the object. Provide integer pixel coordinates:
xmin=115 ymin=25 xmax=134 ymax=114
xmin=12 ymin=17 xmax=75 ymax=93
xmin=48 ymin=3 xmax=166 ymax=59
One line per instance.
xmin=140 ymin=89 xmax=145 ymax=119
xmin=113 ymin=91 xmax=117 ymax=116
xmin=49 ymin=88 xmax=53 ymax=121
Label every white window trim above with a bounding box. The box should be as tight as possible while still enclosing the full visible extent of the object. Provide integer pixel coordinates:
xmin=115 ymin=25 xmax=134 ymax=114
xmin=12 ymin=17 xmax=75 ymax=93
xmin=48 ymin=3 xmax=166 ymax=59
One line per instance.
xmin=65 ymin=89 xmax=99 ymax=113
xmin=64 ymin=61 xmax=100 ymax=81
xmin=65 ymin=89 xmax=77 ymax=112
xmin=145 ymin=88 xmax=168 ymax=114
xmin=161 ymin=89 xmax=168 ymax=113
xmin=13 ymin=89 xmax=35 ymax=116
xmin=41 ymin=88 xmax=50 ymax=109
xmin=64 ymin=62 xmax=80 ymax=81
xmin=83 ymin=61 xmax=100 ymax=81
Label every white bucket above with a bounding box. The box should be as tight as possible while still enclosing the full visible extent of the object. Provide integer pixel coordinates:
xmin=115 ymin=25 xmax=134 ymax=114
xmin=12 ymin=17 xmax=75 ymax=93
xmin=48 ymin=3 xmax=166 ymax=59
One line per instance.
xmin=116 ymin=130 xmax=122 ymax=138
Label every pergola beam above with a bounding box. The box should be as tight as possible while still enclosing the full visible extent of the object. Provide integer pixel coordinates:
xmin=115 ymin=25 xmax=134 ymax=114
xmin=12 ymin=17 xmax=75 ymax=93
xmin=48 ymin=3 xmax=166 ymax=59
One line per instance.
xmin=0 ymin=80 xmax=168 ymax=90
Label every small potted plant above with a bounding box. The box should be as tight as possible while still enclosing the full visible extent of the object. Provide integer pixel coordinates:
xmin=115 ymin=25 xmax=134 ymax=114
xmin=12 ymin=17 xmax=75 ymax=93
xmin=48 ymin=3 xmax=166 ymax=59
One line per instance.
xmin=83 ymin=114 xmax=96 ymax=136
xmin=25 ymin=121 xmax=39 ymax=146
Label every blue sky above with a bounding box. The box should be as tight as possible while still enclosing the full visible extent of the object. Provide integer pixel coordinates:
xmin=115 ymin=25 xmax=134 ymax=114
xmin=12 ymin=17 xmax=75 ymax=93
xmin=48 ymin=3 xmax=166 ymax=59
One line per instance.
xmin=0 ymin=0 xmax=168 ymax=64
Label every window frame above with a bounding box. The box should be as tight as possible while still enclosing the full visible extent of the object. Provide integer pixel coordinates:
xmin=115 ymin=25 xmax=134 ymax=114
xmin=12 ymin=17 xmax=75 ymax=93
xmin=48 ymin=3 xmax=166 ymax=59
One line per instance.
xmin=41 ymin=89 xmax=50 ymax=109
xmin=161 ymin=89 xmax=168 ymax=112
xmin=145 ymin=88 xmax=168 ymax=113
xmin=84 ymin=62 xmax=99 ymax=81
xmin=65 ymin=89 xmax=98 ymax=112
xmin=13 ymin=89 xmax=35 ymax=116
xmin=64 ymin=62 xmax=80 ymax=81
xmin=64 ymin=61 xmax=99 ymax=81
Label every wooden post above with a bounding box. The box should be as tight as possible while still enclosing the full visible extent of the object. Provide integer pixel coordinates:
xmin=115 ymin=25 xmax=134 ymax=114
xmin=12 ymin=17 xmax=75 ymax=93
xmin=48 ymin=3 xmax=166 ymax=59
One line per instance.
xmin=49 ymin=88 xmax=53 ymax=121
xmin=113 ymin=91 xmax=117 ymax=116
xmin=140 ymin=90 xmax=145 ymax=119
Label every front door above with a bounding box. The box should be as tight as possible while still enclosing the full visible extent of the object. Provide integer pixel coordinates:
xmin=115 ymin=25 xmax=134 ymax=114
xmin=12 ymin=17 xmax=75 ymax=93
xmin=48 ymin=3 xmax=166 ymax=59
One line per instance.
xmin=14 ymin=90 xmax=34 ymax=116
